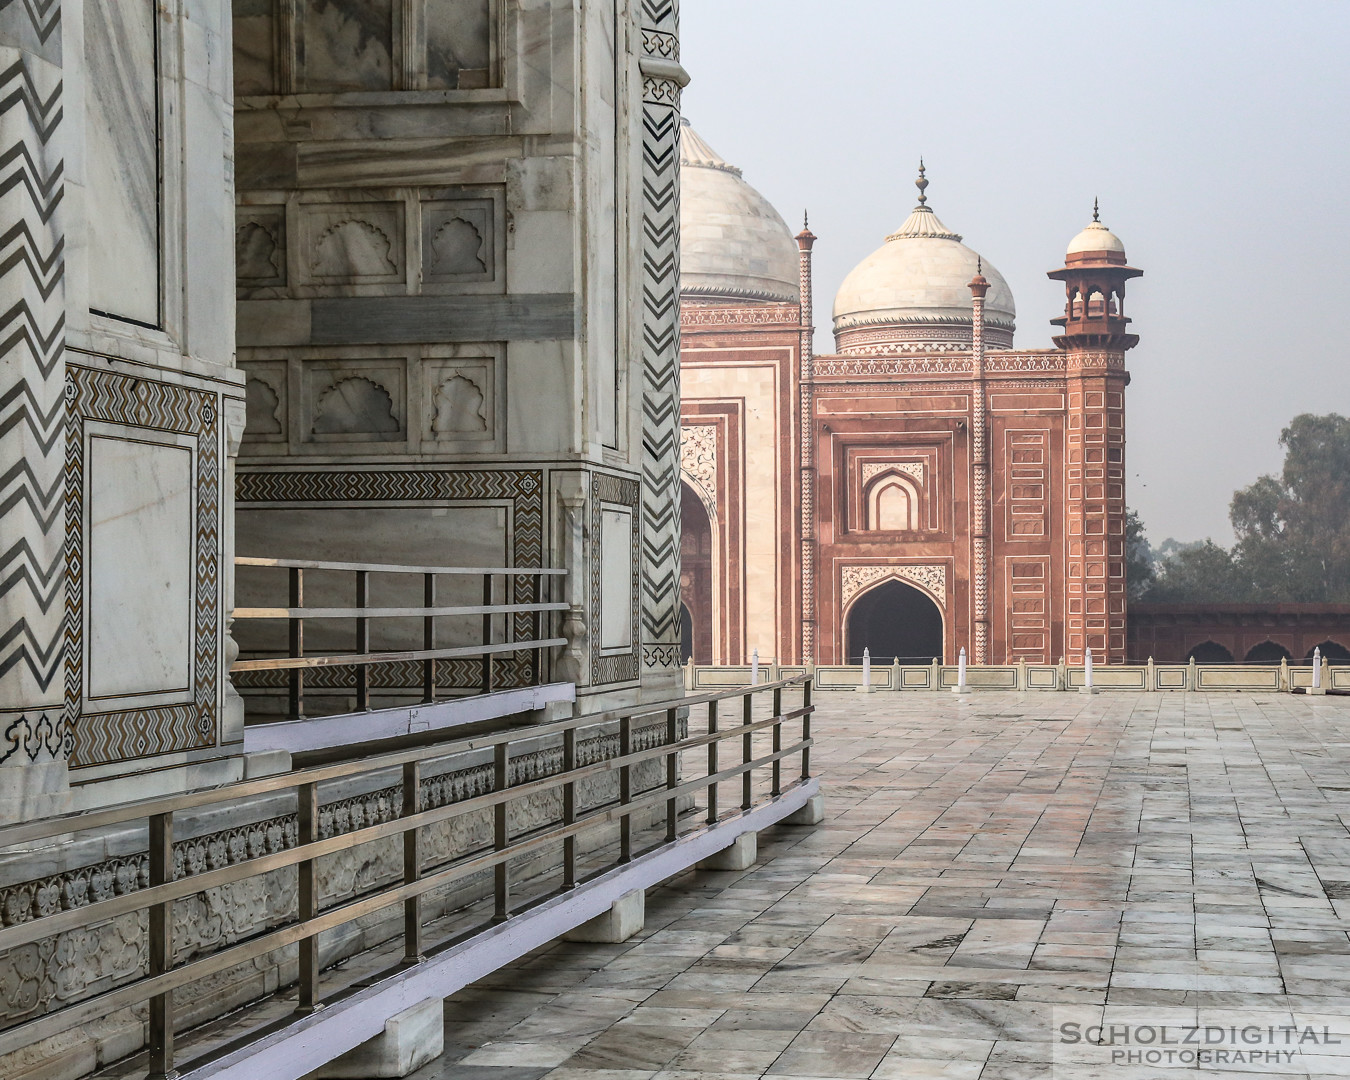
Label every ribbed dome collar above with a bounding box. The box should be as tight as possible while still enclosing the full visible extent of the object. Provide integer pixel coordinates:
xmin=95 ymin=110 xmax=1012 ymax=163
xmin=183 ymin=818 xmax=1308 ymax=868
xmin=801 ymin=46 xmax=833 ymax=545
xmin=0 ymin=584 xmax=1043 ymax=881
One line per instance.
xmin=680 ymin=119 xmax=742 ymax=177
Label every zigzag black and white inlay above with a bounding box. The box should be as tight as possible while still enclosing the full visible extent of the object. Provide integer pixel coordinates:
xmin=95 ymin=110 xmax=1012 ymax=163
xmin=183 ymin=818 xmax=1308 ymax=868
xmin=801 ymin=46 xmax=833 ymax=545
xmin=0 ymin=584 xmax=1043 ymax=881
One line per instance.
xmin=0 ymin=17 xmax=64 ymax=716
xmin=637 ymin=2 xmax=683 ymax=671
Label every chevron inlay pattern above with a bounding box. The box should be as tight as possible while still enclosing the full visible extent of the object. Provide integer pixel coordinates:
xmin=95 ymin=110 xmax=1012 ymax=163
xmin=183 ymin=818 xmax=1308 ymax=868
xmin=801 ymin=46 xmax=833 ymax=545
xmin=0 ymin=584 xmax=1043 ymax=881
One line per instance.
xmin=64 ymin=366 xmax=222 ymax=769
xmin=638 ymin=1 xmax=683 ymax=672
xmin=0 ymin=13 xmax=64 ymax=750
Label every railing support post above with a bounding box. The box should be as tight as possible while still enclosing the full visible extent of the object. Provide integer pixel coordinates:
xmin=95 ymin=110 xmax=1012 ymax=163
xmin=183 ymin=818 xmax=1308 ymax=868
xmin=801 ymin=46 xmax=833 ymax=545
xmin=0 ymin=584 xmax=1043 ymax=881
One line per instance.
xmin=288 ymin=566 xmax=304 ymax=720
xmin=665 ymin=707 xmax=679 ymax=842
xmin=619 ymin=716 xmax=633 ymax=862
xmin=146 ymin=811 xmax=177 ymax=1080
xmin=802 ymin=677 xmax=813 ymax=780
xmin=771 ymin=687 xmax=782 ymax=797
xmin=706 ymin=701 xmax=719 ymax=825
xmin=741 ymin=692 xmax=753 ymax=811
xmin=493 ymin=742 xmax=509 ymax=921
xmin=422 ymin=574 xmax=437 ymax=703
xmin=355 ymin=570 xmax=370 ymax=710
xmin=403 ymin=761 xmax=424 ymax=963
xmin=481 ymin=574 xmax=495 ymax=695
xmin=562 ymin=727 xmax=577 ymax=888
xmin=296 ymin=781 xmax=321 ymax=1014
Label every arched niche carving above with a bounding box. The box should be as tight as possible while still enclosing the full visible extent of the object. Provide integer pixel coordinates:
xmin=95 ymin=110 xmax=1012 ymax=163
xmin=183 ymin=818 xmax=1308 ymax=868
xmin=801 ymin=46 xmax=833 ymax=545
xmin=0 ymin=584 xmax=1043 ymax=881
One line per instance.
xmin=862 ymin=468 xmax=922 ymax=531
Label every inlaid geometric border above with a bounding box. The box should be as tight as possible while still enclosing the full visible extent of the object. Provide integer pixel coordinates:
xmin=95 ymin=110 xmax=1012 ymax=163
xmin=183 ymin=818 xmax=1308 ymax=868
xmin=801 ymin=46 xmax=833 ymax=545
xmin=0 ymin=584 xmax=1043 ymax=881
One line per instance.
xmin=235 ymin=467 xmax=545 ymax=687
xmin=65 ymin=365 xmax=221 ymax=768
xmin=591 ymin=471 xmax=641 ymax=685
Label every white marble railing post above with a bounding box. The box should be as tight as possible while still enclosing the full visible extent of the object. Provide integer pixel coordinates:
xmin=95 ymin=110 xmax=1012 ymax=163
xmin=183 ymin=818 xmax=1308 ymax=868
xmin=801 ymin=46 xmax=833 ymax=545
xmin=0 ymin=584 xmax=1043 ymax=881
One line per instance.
xmin=1080 ymin=647 xmax=1098 ymax=695
xmin=858 ymin=648 xmax=872 ymax=694
xmin=751 ymin=648 xmax=759 ymax=687
xmin=953 ymin=647 xmax=968 ymax=694
xmin=1310 ymin=646 xmax=1327 ymax=695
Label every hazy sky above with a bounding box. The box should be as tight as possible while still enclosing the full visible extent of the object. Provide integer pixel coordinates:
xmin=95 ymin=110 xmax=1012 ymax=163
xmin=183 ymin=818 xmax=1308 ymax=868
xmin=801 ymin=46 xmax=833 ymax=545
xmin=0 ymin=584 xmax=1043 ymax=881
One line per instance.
xmin=680 ymin=1 xmax=1350 ymax=546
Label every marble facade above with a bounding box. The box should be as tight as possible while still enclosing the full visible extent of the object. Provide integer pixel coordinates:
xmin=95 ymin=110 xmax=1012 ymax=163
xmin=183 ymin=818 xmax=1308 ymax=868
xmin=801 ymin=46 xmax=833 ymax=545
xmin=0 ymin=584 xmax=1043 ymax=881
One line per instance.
xmin=233 ymin=0 xmax=689 ymax=707
xmin=0 ymin=2 xmax=692 ymax=1073
xmin=0 ymin=0 xmax=244 ymax=824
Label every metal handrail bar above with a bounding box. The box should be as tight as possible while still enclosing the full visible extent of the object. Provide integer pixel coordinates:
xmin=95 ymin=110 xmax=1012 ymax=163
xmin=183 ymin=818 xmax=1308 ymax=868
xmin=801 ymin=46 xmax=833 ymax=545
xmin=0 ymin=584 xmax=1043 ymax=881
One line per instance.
xmin=235 ymin=603 xmax=570 ymax=620
xmin=0 ymin=674 xmax=810 ymax=849
xmin=236 ymin=557 xmax=567 ymax=576
xmin=234 ymin=559 xmax=571 ymax=716
xmin=231 ymin=637 xmax=567 ymax=672
xmin=0 ymin=736 xmax=815 ymax=1060
xmin=0 ymin=675 xmax=813 ymax=1075
xmin=0 ymin=718 xmax=808 ymax=956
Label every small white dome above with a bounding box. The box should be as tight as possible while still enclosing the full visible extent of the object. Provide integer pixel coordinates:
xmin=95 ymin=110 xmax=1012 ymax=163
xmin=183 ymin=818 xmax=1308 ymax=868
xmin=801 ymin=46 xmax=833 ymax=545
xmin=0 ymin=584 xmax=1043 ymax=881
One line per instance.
xmin=1067 ymin=219 xmax=1125 ymax=256
xmin=832 ymin=169 xmax=1015 ymax=351
xmin=679 ymin=121 xmax=799 ymax=304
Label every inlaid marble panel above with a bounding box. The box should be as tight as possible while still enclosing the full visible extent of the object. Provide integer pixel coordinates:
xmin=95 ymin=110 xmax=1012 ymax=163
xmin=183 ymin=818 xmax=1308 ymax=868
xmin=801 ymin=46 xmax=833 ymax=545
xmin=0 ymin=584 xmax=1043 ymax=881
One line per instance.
xmin=421 ymin=353 xmax=498 ymax=449
xmin=84 ymin=0 xmax=159 ymax=324
xmin=302 ymin=358 xmax=407 ymax=443
xmin=298 ymin=201 xmax=405 ymax=286
xmin=600 ymin=508 xmax=634 ymax=651
xmin=303 ymin=0 xmax=393 ymax=92
xmin=421 ymin=196 xmax=498 ymax=286
xmin=241 ymin=362 xmax=288 ymax=443
xmin=87 ymin=432 xmax=195 ymax=703
xmin=426 ymin=0 xmax=494 ymax=89
xmin=236 ymin=206 xmax=287 ymax=288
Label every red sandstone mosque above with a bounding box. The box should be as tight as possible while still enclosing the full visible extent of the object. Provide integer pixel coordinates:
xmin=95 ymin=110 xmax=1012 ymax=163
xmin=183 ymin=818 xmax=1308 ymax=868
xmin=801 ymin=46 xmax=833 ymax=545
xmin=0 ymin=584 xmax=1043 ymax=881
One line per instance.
xmin=678 ymin=121 xmax=1142 ymax=666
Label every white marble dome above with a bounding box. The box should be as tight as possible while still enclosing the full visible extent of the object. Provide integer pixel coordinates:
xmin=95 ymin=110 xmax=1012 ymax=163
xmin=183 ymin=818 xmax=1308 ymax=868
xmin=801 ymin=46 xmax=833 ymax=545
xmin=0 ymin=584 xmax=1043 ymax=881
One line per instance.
xmin=679 ymin=121 xmax=799 ymax=304
xmin=1067 ymin=219 xmax=1126 ymax=256
xmin=832 ymin=169 xmax=1015 ymax=352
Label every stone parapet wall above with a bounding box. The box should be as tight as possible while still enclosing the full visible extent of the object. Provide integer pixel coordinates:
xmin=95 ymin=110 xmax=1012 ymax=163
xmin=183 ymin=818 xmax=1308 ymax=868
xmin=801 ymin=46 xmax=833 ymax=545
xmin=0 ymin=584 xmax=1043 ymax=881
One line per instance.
xmin=685 ymin=662 xmax=1349 ymax=694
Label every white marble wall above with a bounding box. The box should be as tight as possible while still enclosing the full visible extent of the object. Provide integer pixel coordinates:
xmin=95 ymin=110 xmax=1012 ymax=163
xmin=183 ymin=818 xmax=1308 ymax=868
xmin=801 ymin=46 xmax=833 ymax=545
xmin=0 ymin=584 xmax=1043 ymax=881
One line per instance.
xmin=233 ymin=0 xmax=689 ymax=710
xmin=0 ymin=0 xmax=245 ymax=824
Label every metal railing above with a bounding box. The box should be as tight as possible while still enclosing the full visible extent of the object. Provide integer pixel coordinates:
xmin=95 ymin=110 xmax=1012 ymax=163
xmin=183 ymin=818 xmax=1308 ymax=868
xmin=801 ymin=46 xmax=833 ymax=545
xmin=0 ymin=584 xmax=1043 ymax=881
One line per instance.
xmin=232 ymin=558 xmax=569 ymax=718
xmin=0 ymin=675 xmax=814 ymax=1078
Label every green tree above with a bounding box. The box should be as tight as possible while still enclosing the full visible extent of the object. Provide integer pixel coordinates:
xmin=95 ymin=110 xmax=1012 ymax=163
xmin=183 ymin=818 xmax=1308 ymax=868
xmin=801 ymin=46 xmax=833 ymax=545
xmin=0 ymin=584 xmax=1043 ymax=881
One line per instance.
xmin=1144 ymin=540 xmax=1245 ymax=602
xmin=1125 ymin=508 xmax=1156 ymax=601
xmin=1229 ymin=413 xmax=1350 ymax=601
xmin=1136 ymin=413 xmax=1350 ymax=603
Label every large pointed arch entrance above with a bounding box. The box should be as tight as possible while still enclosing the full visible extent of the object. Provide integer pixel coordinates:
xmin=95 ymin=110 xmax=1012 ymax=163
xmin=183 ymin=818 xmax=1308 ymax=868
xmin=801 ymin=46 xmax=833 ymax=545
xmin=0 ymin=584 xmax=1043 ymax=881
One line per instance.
xmin=845 ymin=579 xmax=944 ymax=664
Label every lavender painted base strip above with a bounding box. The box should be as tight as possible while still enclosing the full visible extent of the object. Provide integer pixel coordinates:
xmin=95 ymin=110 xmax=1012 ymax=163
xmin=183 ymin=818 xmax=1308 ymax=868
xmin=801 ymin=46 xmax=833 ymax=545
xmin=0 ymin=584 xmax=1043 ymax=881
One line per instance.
xmin=243 ymin=682 xmax=576 ymax=754
xmin=183 ymin=777 xmax=819 ymax=1080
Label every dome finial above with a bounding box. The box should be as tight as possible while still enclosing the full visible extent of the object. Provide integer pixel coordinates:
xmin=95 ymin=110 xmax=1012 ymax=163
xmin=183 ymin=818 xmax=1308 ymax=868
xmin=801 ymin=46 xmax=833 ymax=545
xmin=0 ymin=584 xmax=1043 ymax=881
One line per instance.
xmin=915 ymin=159 xmax=928 ymax=207
xmin=1092 ymin=196 xmax=1100 ymax=223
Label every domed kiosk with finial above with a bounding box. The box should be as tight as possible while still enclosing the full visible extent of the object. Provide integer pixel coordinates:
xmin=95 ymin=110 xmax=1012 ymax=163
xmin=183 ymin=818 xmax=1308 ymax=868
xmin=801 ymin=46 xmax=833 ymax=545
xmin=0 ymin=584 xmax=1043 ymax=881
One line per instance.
xmin=832 ymin=163 xmax=1016 ymax=353
xmin=679 ymin=120 xmax=799 ymax=303
xmin=1047 ymin=199 xmax=1142 ymax=350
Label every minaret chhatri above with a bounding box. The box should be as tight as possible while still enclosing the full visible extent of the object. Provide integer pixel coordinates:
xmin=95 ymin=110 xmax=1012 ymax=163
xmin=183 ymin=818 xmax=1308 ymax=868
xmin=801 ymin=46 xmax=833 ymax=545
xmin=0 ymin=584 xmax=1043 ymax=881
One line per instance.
xmin=796 ymin=213 xmax=817 ymax=663
xmin=1047 ymin=200 xmax=1143 ymax=664
xmin=968 ymin=253 xmax=991 ymax=665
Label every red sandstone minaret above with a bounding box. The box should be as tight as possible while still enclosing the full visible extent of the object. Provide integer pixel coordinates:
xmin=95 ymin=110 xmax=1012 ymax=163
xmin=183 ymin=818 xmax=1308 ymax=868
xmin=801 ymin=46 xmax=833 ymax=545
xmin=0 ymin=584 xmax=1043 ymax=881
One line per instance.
xmin=968 ymin=259 xmax=990 ymax=665
xmin=796 ymin=214 xmax=817 ymax=663
xmin=1047 ymin=201 xmax=1143 ymax=664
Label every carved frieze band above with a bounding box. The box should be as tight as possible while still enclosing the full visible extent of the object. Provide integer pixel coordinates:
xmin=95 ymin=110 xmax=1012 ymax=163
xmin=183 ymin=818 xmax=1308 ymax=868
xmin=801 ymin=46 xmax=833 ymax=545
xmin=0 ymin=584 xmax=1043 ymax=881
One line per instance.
xmin=0 ymin=719 xmax=674 ymax=1027
xmin=861 ymin=462 xmax=923 ymax=486
xmin=840 ymin=564 xmax=947 ymax=611
xmin=0 ymin=15 xmax=66 ymax=735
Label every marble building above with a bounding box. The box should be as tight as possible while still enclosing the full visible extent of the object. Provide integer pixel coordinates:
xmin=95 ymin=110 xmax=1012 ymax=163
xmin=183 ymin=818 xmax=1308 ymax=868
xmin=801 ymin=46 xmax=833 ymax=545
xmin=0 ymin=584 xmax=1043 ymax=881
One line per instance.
xmin=678 ymin=135 xmax=1142 ymax=666
xmin=232 ymin=0 xmax=688 ymax=710
xmin=0 ymin=1 xmax=691 ymax=1074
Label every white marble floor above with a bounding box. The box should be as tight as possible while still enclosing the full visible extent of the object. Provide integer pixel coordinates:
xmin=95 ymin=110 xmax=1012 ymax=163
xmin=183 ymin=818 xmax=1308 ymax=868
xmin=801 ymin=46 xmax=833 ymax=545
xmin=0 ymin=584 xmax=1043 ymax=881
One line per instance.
xmin=410 ymin=691 xmax=1350 ymax=1079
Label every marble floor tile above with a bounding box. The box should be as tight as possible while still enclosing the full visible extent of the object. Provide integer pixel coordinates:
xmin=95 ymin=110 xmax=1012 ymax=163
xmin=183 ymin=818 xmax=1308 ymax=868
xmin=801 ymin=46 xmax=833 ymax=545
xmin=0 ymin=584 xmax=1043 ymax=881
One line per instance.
xmin=401 ymin=693 xmax=1350 ymax=1080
